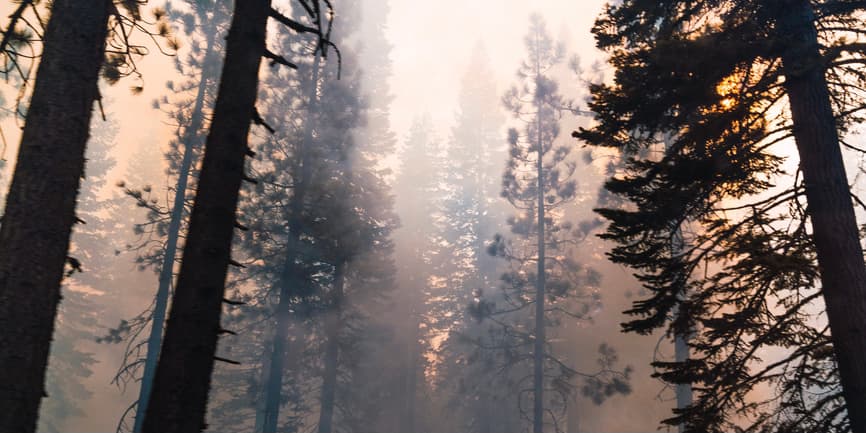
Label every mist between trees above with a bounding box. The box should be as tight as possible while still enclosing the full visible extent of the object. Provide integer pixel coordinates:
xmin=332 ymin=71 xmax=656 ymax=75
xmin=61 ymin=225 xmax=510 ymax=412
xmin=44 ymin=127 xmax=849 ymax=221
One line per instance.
xmin=1 ymin=1 xmax=866 ymax=433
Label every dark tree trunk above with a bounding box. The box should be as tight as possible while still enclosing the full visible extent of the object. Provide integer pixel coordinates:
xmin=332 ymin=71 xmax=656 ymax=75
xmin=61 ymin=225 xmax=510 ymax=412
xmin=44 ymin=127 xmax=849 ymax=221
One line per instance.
xmin=260 ymin=211 xmax=309 ymax=433
xmin=261 ymin=231 xmax=305 ymax=433
xmin=132 ymin=21 xmax=219 ymax=433
xmin=317 ymin=261 xmax=346 ymax=433
xmin=140 ymin=1 xmax=268 ymax=432
xmin=779 ymin=1 xmax=866 ymax=432
xmin=260 ymin=258 xmax=299 ymax=433
xmin=0 ymin=2 xmax=109 ymax=432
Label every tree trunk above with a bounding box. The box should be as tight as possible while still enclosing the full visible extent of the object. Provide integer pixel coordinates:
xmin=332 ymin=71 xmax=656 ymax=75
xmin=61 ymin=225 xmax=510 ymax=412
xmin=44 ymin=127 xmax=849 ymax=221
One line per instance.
xmin=674 ymin=329 xmax=691 ymax=433
xmin=0 ymin=2 xmax=109 ymax=432
xmin=132 ymin=18 xmax=219 ymax=433
xmin=533 ymin=70 xmax=546 ymax=433
xmin=317 ymin=261 xmax=346 ymax=433
xmin=664 ymin=133 xmax=693 ymax=433
xmin=260 ymin=50 xmax=322 ymax=433
xmin=141 ymin=1 xmax=268 ymax=431
xmin=399 ymin=328 xmax=418 ymax=433
xmin=254 ymin=341 xmax=273 ymax=433
xmin=779 ymin=1 xmax=866 ymax=432
xmin=260 ymin=258 xmax=297 ymax=433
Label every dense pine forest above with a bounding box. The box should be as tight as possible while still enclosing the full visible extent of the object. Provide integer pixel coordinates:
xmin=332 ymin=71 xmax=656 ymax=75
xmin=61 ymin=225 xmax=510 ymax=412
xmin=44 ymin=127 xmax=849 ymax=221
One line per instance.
xmin=0 ymin=1 xmax=865 ymax=433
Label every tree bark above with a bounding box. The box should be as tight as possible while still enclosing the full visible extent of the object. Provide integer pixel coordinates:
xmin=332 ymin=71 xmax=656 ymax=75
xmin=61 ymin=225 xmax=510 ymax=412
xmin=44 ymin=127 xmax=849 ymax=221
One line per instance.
xmin=0 ymin=2 xmax=109 ymax=432
xmin=779 ymin=1 xmax=866 ymax=432
xmin=317 ymin=261 xmax=346 ymax=433
xmin=141 ymin=1 xmax=268 ymax=431
xmin=133 ymin=18 xmax=219 ymax=433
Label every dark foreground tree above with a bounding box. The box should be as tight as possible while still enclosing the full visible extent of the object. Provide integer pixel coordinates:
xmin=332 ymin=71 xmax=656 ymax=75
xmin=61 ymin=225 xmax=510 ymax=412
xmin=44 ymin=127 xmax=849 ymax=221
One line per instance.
xmin=0 ymin=2 xmax=169 ymax=431
xmin=97 ymin=3 xmax=231 ymax=432
xmin=0 ymin=6 xmax=108 ymax=431
xmin=141 ymin=1 xmax=335 ymax=432
xmin=579 ymin=1 xmax=866 ymax=432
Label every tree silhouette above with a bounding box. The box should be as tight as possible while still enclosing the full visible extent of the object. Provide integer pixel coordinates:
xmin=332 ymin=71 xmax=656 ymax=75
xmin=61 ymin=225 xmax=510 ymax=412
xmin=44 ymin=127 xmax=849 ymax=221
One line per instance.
xmin=579 ymin=1 xmax=866 ymax=431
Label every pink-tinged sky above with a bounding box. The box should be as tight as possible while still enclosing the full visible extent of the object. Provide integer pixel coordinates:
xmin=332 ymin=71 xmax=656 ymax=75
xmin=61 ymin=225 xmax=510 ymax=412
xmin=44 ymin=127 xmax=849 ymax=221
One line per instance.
xmin=386 ymin=0 xmax=607 ymax=139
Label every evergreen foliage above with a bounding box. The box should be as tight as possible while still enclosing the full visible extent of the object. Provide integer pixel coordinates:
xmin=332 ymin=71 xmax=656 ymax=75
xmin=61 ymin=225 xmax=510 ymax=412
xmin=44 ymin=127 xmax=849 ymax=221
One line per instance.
xmin=579 ymin=1 xmax=866 ymax=431
xmin=205 ymin=2 xmax=400 ymax=432
xmin=478 ymin=14 xmax=630 ymax=433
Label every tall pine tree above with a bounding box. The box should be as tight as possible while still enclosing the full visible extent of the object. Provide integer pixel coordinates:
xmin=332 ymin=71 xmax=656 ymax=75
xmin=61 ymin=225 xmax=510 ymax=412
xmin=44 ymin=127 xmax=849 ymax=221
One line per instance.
xmin=579 ymin=1 xmax=866 ymax=431
xmin=0 ymin=4 xmax=173 ymax=431
xmin=486 ymin=14 xmax=630 ymax=433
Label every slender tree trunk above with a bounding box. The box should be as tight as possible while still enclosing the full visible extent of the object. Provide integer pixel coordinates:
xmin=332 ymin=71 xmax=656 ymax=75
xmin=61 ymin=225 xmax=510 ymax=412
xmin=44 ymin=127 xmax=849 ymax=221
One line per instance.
xmin=132 ymin=21 xmax=219 ymax=433
xmin=407 ymin=342 xmax=417 ymax=433
xmin=533 ymin=69 xmax=546 ymax=433
xmin=260 ymin=259 xmax=297 ymax=433
xmin=0 ymin=2 xmax=109 ymax=432
xmin=663 ymin=133 xmax=693 ymax=432
xmin=673 ymin=327 xmax=691 ymax=433
xmin=260 ymin=237 xmax=306 ymax=433
xmin=399 ymin=326 xmax=418 ymax=433
xmin=141 ymin=2 xmax=268 ymax=431
xmin=778 ymin=1 xmax=866 ymax=432
xmin=260 ymin=257 xmax=301 ymax=433
xmin=317 ymin=261 xmax=346 ymax=433
xmin=260 ymin=50 xmax=322 ymax=433
xmin=254 ymin=341 xmax=273 ymax=433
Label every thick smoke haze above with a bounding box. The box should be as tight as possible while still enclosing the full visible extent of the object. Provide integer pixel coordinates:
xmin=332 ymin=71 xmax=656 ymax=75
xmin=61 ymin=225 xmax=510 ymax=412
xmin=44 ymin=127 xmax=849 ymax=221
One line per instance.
xmin=5 ymin=1 xmax=836 ymax=433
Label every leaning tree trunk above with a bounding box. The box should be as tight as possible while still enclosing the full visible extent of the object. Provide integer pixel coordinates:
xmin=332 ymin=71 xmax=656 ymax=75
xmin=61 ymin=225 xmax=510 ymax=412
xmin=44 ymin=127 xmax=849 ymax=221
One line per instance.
xmin=779 ymin=1 xmax=866 ymax=432
xmin=317 ymin=261 xmax=346 ymax=433
xmin=140 ymin=1 xmax=268 ymax=432
xmin=0 ymin=2 xmax=109 ymax=432
xmin=132 ymin=20 xmax=220 ymax=433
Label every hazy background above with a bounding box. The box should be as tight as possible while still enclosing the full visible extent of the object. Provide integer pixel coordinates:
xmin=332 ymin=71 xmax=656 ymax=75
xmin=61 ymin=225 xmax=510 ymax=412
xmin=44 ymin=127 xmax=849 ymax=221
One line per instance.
xmin=0 ymin=1 xmax=682 ymax=432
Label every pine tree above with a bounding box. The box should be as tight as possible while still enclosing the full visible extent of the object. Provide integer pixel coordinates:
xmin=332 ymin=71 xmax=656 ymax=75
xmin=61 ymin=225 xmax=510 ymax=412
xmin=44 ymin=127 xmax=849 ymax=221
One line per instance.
xmin=438 ymin=43 xmax=507 ymax=329
xmin=97 ymin=4 xmax=232 ymax=432
xmin=578 ymin=1 xmax=866 ymax=431
xmin=203 ymin=3 xmax=398 ymax=432
xmin=141 ymin=1 xmax=337 ymax=431
xmin=392 ymin=115 xmax=448 ymax=433
xmin=487 ymin=14 xmax=629 ymax=433
xmin=426 ymin=45 xmax=518 ymax=433
xmin=0 ymin=3 xmax=174 ymax=432
xmin=201 ymin=14 xmax=332 ymax=433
